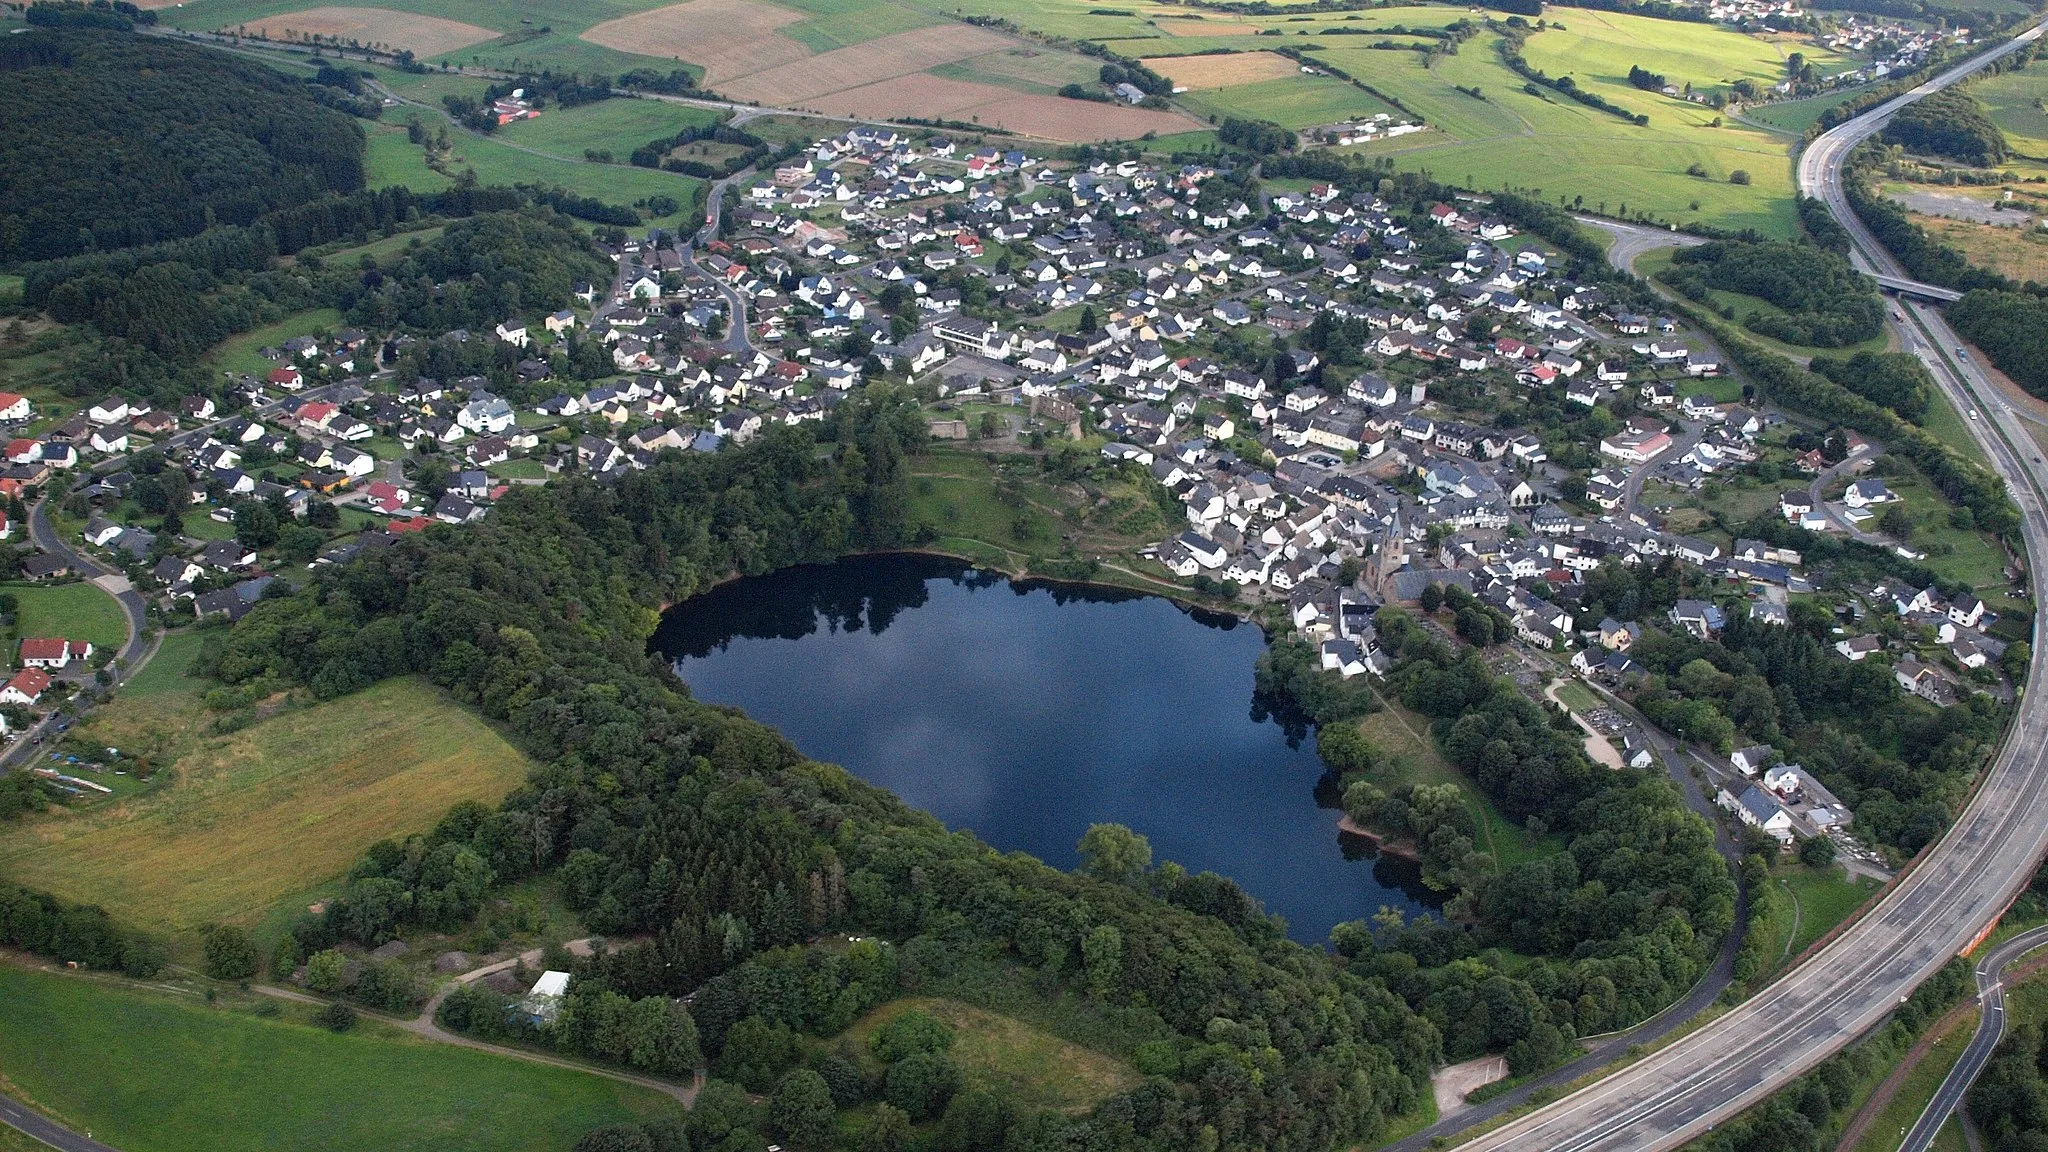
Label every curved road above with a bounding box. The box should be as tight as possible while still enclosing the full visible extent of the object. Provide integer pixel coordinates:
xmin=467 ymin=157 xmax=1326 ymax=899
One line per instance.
xmin=1442 ymin=19 xmax=2048 ymax=1151
xmin=1899 ymin=923 xmax=2048 ymax=1152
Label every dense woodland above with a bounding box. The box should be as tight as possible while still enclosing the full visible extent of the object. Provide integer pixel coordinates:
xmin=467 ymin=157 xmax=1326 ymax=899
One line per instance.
xmin=1951 ymin=289 xmax=2048 ymax=397
xmin=0 ymin=30 xmax=366 ymax=263
xmin=1663 ymin=240 xmax=1884 ymax=348
xmin=1881 ymin=87 xmax=2009 ymax=168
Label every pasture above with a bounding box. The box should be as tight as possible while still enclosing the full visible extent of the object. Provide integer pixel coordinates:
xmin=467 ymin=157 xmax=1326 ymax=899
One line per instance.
xmin=1181 ymin=71 xmax=1401 ymax=129
xmin=203 ymin=307 xmax=344 ymax=378
xmin=0 ymin=966 xmax=683 ymax=1152
xmin=497 ymin=97 xmax=720 ymax=159
xmin=0 ymin=676 xmax=535 ymax=935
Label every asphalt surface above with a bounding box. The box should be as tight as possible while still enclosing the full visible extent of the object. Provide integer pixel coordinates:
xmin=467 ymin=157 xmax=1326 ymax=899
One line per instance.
xmin=1441 ymin=19 xmax=2048 ymax=1151
xmin=1899 ymin=924 xmax=2048 ymax=1152
xmin=0 ymin=1097 xmax=117 ymax=1152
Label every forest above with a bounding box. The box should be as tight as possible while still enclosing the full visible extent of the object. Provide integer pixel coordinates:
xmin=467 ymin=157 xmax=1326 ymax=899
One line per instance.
xmin=1881 ymin=87 xmax=2008 ymax=167
xmin=1663 ymin=240 xmax=1883 ymax=348
xmin=0 ymin=29 xmax=366 ymax=263
xmin=1951 ymin=289 xmax=2048 ymax=398
xmin=1969 ymin=1006 xmax=2048 ymax=1149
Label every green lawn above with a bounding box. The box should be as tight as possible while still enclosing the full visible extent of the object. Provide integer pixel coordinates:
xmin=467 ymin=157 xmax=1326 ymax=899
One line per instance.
xmin=497 ymin=97 xmax=721 ymax=161
xmin=389 ymin=107 xmax=704 ymax=228
xmin=5 ymin=580 xmax=126 ymax=654
xmin=203 ymin=307 xmax=344 ymax=379
xmin=1552 ymin=679 xmax=1603 ymax=713
xmin=1742 ymin=90 xmax=1861 ymax=136
xmin=1916 ymin=379 xmax=1995 ymax=472
xmin=123 ymin=630 xmax=214 ymax=699
xmin=365 ymin=123 xmax=455 ymax=193
xmin=1357 ymin=698 xmax=1563 ymax=871
xmin=1881 ymin=470 xmax=2013 ymax=592
xmin=1180 ymin=72 xmax=1402 ymax=130
xmin=1774 ymin=863 xmax=1880 ymax=966
xmin=0 ymin=966 xmax=682 ymax=1152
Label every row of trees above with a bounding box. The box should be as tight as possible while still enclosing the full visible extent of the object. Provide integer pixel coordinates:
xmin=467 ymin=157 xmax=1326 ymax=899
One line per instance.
xmin=1951 ymin=289 xmax=2048 ymax=398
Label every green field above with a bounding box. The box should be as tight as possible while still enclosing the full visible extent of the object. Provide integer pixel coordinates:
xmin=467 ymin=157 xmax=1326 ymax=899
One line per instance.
xmin=0 ymin=966 xmax=682 ymax=1152
xmin=124 ymin=630 xmax=214 ymax=698
xmin=776 ymin=0 xmax=942 ymax=51
xmin=1182 ymin=71 xmax=1403 ymax=130
xmin=4 ymin=580 xmax=126 ymax=655
xmin=843 ymin=996 xmax=1141 ymax=1112
xmin=365 ymin=123 xmax=456 ymax=192
xmin=0 ymin=676 xmax=535 ymax=935
xmin=497 ymin=97 xmax=721 ymax=160
xmin=1741 ymin=90 xmax=1860 ymax=136
xmin=1773 ymin=863 xmax=1880 ymax=966
xmin=204 ymin=307 xmax=344 ymax=378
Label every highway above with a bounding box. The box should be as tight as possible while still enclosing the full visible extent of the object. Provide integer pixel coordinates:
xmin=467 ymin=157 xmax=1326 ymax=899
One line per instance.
xmin=1447 ymin=18 xmax=2048 ymax=1151
xmin=1899 ymin=924 xmax=2048 ymax=1152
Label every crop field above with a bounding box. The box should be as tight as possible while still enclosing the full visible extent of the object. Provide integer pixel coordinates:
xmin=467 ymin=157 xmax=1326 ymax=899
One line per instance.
xmin=0 ymin=966 xmax=683 ymax=1152
xmin=719 ymin=23 xmax=1010 ymax=104
xmin=1151 ymin=51 xmax=1305 ymax=91
xmin=4 ymin=580 xmax=127 ymax=655
xmin=931 ymin=46 xmax=1113 ymax=94
xmin=226 ymin=6 xmax=496 ymax=55
xmin=0 ymin=677 xmax=535 ymax=935
xmin=581 ymin=0 xmax=808 ymax=82
xmin=497 ymin=97 xmax=719 ymax=159
xmin=812 ymin=74 xmax=1200 ymax=140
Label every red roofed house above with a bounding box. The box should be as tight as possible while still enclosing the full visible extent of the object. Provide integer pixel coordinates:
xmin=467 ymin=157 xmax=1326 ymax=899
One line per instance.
xmin=388 ymin=516 xmax=433 ymax=534
xmin=364 ymin=480 xmax=409 ymax=515
xmin=2 ymin=667 xmax=51 ymax=705
xmin=268 ymin=366 xmax=304 ymax=390
xmin=4 ymin=439 xmax=35 ymax=465
xmin=19 ymin=638 xmax=90 ymax=669
xmin=0 ymin=392 xmax=31 ymax=422
xmin=295 ymin=401 xmax=338 ymax=430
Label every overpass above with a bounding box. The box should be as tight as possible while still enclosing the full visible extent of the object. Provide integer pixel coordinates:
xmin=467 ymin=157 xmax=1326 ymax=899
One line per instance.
xmin=1439 ymin=16 xmax=2048 ymax=1152
xmin=1875 ymin=273 xmax=1964 ymax=303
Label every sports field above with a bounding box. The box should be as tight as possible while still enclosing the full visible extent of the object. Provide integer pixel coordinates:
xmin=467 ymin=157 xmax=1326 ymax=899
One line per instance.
xmin=0 ymin=966 xmax=682 ymax=1152
xmin=0 ymin=676 xmax=535 ymax=934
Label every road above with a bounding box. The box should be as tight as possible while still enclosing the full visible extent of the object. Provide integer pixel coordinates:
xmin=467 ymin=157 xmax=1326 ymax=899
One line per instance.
xmin=1900 ymin=924 xmax=2048 ymax=1152
xmin=1573 ymin=216 xmax=1705 ymax=274
xmin=682 ymin=169 xmax=757 ymax=357
xmin=0 ymin=1097 xmax=117 ymax=1152
xmin=1437 ymin=18 xmax=2048 ymax=1152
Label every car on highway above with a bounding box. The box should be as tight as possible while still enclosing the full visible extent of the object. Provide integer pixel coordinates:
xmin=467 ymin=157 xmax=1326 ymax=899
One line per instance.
xmin=1959 ymin=347 xmax=1970 ymax=360
xmin=1972 ymin=410 xmax=1981 ymax=420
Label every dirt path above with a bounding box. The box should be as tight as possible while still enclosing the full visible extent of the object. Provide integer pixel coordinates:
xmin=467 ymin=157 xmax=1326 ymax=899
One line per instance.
xmin=256 ymin=939 xmax=704 ymax=1107
xmin=1779 ymin=879 xmax=1804 ymax=964
xmin=1543 ymin=680 xmax=1626 ymax=770
xmin=1834 ymin=1002 xmax=1979 ymax=1152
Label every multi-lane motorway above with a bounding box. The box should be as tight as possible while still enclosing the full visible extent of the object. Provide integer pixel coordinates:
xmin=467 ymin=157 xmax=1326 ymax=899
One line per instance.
xmin=1451 ymin=19 xmax=2048 ymax=1151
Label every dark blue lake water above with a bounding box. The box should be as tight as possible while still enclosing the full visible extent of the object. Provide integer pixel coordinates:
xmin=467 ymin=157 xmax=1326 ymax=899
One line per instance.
xmin=652 ymin=553 xmax=1440 ymax=943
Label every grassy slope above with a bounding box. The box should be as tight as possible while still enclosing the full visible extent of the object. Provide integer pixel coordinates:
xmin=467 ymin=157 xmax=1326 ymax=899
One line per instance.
xmin=843 ymin=996 xmax=1142 ymax=1112
xmin=4 ymin=581 xmax=127 ymax=653
xmin=203 ymin=307 xmax=344 ymax=378
xmin=497 ymin=97 xmax=721 ymax=160
xmin=1357 ymin=697 xmax=1563 ymax=871
xmin=0 ymin=966 xmax=681 ymax=1152
xmin=0 ymin=676 xmax=535 ymax=934
xmin=1773 ymin=863 xmax=1880 ymax=966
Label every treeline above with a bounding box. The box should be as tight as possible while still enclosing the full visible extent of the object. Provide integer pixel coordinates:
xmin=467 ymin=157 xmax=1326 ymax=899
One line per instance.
xmin=631 ymin=122 xmax=768 ymax=178
xmin=487 ymin=71 xmax=614 ymax=110
xmin=1218 ymin=117 xmax=1298 ymax=154
xmin=23 ymin=0 xmax=154 ymax=30
xmin=1664 ymin=240 xmax=1883 ymax=347
xmin=1810 ymin=351 xmax=1932 ymax=421
xmin=1952 ymin=290 xmax=2048 ymax=397
xmin=1883 ymin=87 xmax=2008 ymax=166
xmin=0 ymin=882 xmax=166 ymax=978
xmin=1098 ymin=59 xmax=1173 ymax=97
xmin=1496 ymin=19 xmax=1650 ymax=125
xmin=619 ymin=68 xmax=698 ymax=95
xmin=0 ymin=28 xmax=365 ymax=263
xmin=1628 ymin=64 xmax=1668 ymax=91
xmin=1551 ymin=0 xmax=1712 ymax=21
